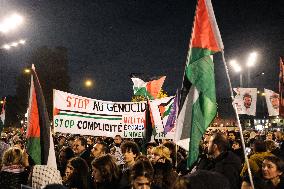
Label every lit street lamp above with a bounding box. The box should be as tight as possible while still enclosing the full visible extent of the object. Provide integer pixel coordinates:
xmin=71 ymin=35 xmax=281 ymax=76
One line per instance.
xmin=230 ymin=59 xmax=243 ymax=87
xmin=0 ymin=13 xmax=24 ymax=33
xmin=1 ymin=39 xmax=26 ymax=50
xmin=246 ymin=52 xmax=258 ymax=87
xmin=230 ymin=51 xmax=258 ymax=88
xmin=23 ymin=68 xmax=31 ymax=74
xmin=84 ymin=79 xmax=93 ymax=88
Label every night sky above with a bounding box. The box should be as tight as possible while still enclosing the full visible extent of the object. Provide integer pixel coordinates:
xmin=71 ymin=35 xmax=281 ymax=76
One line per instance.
xmin=1 ymin=0 xmax=284 ymax=118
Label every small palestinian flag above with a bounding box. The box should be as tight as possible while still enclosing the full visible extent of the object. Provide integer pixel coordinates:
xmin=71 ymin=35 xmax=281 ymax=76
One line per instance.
xmin=131 ymin=76 xmax=166 ymax=100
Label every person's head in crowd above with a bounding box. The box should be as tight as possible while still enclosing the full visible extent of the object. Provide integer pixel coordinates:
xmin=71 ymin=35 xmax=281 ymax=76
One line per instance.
xmin=208 ymin=132 xmax=229 ymax=158
xmin=64 ymin=157 xmax=90 ymax=189
xmin=228 ymin=131 xmax=236 ymax=141
xmin=151 ymin=145 xmax=172 ymax=164
xmin=121 ymin=141 xmax=140 ymax=167
xmin=114 ymin=135 xmax=122 ymax=146
xmin=58 ymin=135 xmax=66 ymax=146
xmin=131 ymin=158 xmax=154 ymax=189
xmin=266 ymin=132 xmax=274 ymax=141
xmin=67 ymin=137 xmax=75 ymax=148
xmin=91 ymin=154 xmax=120 ymax=187
xmin=162 ymin=139 xmax=170 ymax=144
xmin=73 ymin=137 xmax=87 ymax=155
xmin=91 ymin=142 xmax=109 ymax=158
xmin=12 ymin=135 xmax=20 ymax=144
xmin=95 ymin=137 xmax=103 ymax=144
xmin=59 ymin=146 xmax=74 ymax=166
xmin=262 ymin=156 xmax=284 ymax=187
xmin=172 ymin=170 xmax=230 ymax=189
xmin=203 ymin=132 xmax=211 ymax=142
xmin=0 ymin=132 xmax=8 ymax=143
xmin=249 ymin=131 xmax=257 ymax=139
xmin=146 ymin=142 xmax=157 ymax=157
xmin=163 ymin=141 xmax=176 ymax=155
xmin=2 ymin=147 xmax=28 ymax=167
xmin=58 ymin=146 xmax=74 ymax=177
xmin=14 ymin=140 xmax=24 ymax=150
xmin=252 ymin=140 xmax=267 ymax=153
xmin=232 ymin=140 xmax=242 ymax=150
xmin=274 ymin=131 xmax=283 ymax=142
xmin=265 ymin=140 xmax=277 ymax=153
xmin=87 ymin=136 xmax=95 ymax=148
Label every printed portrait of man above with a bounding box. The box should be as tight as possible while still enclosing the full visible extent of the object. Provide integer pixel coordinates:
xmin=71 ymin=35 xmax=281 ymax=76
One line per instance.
xmin=243 ymin=93 xmax=252 ymax=109
xmin=270 ymin=93 xmax=279 ymax=109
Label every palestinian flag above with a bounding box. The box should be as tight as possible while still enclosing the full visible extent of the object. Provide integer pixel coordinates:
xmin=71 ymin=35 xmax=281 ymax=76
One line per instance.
xmin=131 ymin=76 xmax=166 ymax=100
xmin=175 ymin=0 xmax=223 ymax=168
xmin=26 ymin=65 xmax=57 ymax=168
xmin=0 ymin=97 xmax=6 ymax=133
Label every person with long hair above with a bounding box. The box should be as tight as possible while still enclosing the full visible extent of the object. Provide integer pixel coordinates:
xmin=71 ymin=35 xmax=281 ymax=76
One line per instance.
xmin=91 ymin=154 xmax=121 ymax=189
xmin=63 ymin=157 xmax=91 ymax=189
xmin=0 ymin=147 xmax=30 ymax=188
xmin=58 ymin=146 xmax=74 ymax=177
xmin=150 ymin=145 xmax=178 ymax=189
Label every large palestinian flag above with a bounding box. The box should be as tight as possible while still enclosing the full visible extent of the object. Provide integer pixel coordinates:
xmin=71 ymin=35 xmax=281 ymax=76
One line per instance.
xmin=175 ymin=0 xmax=223 ymax=168
xmin=26 ymin=65 xmax=57 ymax=168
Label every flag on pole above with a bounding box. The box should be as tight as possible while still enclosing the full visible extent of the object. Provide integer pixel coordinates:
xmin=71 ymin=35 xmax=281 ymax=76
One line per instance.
xmin=131 ymin=76 xmax=166 ymax=100
xmin=279 ymin=57 xmax=284 ymax=117
xmin=264 ymin=89 xmax=279 ymax=116
xmin=175 ymin=0 xmax=223 ymax=168
xmin=0 ymin=97 xmax=6 ymax=133
xmin=26 ymin=64 xmax=57 ymax=168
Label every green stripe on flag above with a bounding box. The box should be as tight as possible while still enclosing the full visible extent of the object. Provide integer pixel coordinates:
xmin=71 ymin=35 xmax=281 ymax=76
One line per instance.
xmin=26 ymin=137 xmax=41 ymax=165
xmin=59 ymin=113 xmax=122 ymax=120
xmin=186 ymin=48 xmax=217 ymax=167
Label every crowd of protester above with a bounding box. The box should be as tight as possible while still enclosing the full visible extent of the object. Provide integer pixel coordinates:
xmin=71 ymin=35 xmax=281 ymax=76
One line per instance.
xmin=0 ymin=127 xmax=284 ymax=189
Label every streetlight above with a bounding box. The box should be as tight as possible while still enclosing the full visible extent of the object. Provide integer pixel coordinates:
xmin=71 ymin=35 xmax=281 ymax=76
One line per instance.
xmin=230 ymin=59 xmax=243 ymax=87
xmin=23 ymin=68 xmax=31 ymax=74
xmin=0 ymin=13 xmax=24 ymax=33
xmin=1 ymin=39 xmax=26 ymax=50
xmin=246 ymin=52 xmax=258 ymax=87
xmin=230 ymin=51 xmax=258 ymax=88
xmin=84 ymin=79 xmax=93 ymax=88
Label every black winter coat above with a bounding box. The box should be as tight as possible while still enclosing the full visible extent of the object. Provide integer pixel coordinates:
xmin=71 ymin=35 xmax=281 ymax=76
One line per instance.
xmin=197 ymin=151 xmax=242 ymax=189
xmin=0 ymin=170 xmax=29 ymax=189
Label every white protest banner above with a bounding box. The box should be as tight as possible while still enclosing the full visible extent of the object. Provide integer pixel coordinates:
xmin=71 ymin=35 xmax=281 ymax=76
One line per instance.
xmin=233 ymin=88 xmax=257 ymax=116
xmin=264 ymin=89 xmax=279 ymax=116
xmin=149 ymin=96 xmax=176 ymax=139
xmin=53 ymin=90 xmax=146 ymax=138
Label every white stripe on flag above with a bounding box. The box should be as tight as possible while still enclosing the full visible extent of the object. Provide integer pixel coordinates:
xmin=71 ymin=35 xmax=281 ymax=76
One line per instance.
xmin=174 ymin=86 xmax=199 ymax=150
xmin=47 ymin=128 xmax=57 ymax=169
